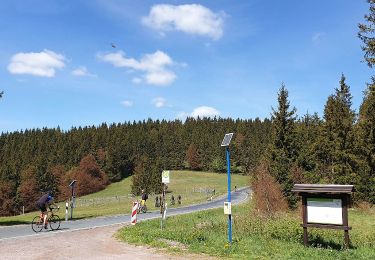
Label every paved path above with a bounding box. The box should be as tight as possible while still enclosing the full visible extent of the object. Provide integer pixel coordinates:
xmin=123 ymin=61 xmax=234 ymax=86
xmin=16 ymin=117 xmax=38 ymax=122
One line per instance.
xmin=0 ymin=187 xmax=250 ymax=241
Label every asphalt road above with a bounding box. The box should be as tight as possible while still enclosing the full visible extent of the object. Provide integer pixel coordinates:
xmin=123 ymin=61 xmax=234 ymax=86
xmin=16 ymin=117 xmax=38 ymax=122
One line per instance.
xmin=0 ymin=187 xmax=251 ymax=241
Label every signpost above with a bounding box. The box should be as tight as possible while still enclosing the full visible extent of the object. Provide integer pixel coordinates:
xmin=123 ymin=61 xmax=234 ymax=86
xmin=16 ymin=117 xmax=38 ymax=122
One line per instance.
xmin=161 ymin=170 xmax=170 ymax=229
xmin=221 ymin=133 xmax=234 ymax=244
xmin=69 ymin=180 xmax=77 ymax=220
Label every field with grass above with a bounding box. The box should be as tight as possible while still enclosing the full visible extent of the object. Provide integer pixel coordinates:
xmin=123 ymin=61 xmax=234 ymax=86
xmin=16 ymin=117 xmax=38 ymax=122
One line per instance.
xmin=117 ymin=201 xmax=375 ymax=259
xmin=0 ymin=171 xmax=248 ymax=225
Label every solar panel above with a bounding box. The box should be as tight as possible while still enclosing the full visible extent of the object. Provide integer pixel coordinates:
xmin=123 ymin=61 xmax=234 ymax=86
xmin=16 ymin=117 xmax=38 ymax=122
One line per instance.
xmin=221 ymin=133 xmax=234 ymax=147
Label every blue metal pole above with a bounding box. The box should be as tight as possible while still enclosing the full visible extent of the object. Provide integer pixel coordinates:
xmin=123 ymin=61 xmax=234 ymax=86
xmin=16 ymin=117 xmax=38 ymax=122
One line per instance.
xmin=226 ymin=147 xmax=232 ymax=244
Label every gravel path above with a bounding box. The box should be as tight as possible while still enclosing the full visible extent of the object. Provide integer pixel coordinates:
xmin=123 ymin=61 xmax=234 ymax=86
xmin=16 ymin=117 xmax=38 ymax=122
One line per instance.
xmin=0 ymin=224 xmax=214 ymax=260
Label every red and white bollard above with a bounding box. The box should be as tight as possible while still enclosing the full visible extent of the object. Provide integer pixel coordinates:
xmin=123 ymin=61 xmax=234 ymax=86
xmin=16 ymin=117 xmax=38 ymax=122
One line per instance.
xmin=131 ymin=201 xmax=138 ymax=225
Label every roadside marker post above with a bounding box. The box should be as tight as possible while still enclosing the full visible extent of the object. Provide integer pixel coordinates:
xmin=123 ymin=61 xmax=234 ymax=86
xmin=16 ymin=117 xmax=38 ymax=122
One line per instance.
xmin=65 ymin=201 xmax=69 ymax=221
xmin=69 ymin=180 xmax=77 ymax=220
xmin=131 ymin=201 xmax=138 ymax=225
xmin=221 ymin=133 xmax=234 ymax=244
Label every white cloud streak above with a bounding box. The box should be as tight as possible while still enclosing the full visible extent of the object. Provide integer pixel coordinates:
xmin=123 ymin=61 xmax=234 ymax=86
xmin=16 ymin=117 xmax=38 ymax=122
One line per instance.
xmin=121 ymin=100 xmax=133 ymax=107
xmin=152 ymin=97 xmax=167 ymax=108
xmin=72 ymin=66 xmax=96 ymax=77
xmin=142 ymin=4 xmax=224 ymax=40
xmin=8 ymin=50 xmax=65 ymax=77
xmin=98 ymin=50 xmax=177 ymax=86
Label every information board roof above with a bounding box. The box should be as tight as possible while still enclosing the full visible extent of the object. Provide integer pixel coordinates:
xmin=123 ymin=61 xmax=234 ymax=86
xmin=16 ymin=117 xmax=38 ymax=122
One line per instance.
xmin=292 ymin=184 xmax=354 ymax=194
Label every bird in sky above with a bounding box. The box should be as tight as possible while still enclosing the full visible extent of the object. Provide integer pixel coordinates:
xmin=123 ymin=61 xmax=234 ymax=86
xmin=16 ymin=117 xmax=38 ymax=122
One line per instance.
xmin=111 ymin=43 xmax=116 ymax=48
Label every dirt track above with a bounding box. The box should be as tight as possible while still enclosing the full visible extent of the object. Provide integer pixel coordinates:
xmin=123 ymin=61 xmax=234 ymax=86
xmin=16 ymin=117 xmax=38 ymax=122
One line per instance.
xmin=0 ymin=224 xmax=214 ymax=260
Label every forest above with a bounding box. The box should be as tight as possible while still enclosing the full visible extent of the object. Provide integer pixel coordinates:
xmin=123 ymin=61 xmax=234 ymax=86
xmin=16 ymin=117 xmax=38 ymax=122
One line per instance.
xmin=0 ymin=71 xmax=374 ymax=216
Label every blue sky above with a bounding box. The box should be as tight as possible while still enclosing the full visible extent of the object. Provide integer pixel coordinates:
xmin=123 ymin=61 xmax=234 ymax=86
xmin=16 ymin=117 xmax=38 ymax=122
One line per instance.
xmin=0 ymin=0 xmax=372 ymax=132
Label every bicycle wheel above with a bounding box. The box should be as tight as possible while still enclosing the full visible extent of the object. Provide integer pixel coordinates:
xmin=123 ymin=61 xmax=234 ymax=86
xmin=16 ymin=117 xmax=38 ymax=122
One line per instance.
xmin=48 ymin=215 xmax=61 ymax=230
xmin=31 ymin=216 xmax=43 ymax=233
xmin=142 ymin=205 xmax=147 ymax=213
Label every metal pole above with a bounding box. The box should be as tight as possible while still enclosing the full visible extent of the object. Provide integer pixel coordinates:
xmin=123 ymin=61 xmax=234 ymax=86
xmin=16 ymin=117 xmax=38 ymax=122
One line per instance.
xmin=226 ymin=147 xmax=232 ymax=244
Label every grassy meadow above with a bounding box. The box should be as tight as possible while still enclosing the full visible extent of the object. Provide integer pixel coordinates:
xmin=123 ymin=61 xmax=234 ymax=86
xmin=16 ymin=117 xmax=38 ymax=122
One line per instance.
xmin=0 ymin=170 xmax=248 ymax=225
xmin=116 ymin=201 xmax=375 ymax=259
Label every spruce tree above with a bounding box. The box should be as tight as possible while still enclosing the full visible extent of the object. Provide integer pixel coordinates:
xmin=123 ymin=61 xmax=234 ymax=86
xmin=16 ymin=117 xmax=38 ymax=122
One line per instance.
xmin=357 ymin=81 xmax=375 ymax=203
xmin=358 ymin=0 xmax=375 ymax=68
xmin=316 ymin=74 xmax=357 ymax=184
xmin=269 ymin=83 xmax=298 ymax=208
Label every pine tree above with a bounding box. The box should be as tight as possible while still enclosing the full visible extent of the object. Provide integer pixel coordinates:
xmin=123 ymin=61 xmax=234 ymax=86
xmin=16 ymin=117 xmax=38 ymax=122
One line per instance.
xmin=357 ymin=81 xmax=375 ymax=203
xmin=268 ymin=83 xmax=298 ymax=208
xmin=316 ymin=74 xmax=357 ymax=185
xmin=358 ymin=0 xmax=375 ymax=68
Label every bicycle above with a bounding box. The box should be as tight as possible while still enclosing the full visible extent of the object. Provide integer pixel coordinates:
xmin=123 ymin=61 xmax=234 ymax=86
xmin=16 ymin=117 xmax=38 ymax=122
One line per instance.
xmin=137 ymin=200 xmax=147 ymax=214
xmin=31 ymin=204 xmax=61 ymax=232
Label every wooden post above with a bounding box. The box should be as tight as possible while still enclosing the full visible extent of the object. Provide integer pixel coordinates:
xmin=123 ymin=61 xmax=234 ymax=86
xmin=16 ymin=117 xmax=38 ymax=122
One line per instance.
xmin=302 ymin=196 xmax=308 ymax=246
xmin=342 ymin=194 xmax=350 ymax=249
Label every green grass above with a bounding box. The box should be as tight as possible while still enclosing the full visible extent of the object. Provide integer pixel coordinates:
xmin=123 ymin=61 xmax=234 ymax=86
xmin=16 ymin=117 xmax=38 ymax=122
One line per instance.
xmin=116 ymin=202 xmax=375 ymax=259
xmin=0 ymin=170 xmax=248 ymax=225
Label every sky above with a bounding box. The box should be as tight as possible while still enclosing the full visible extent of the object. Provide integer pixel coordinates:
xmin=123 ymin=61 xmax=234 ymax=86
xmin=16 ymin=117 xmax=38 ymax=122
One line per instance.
xmin=0 ymin=0 xmax=373 ymax=132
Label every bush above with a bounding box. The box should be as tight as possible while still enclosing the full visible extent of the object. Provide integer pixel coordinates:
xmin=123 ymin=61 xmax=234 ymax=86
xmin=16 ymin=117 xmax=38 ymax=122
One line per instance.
xmin=251 ymin=161 xmax=288 ymax=217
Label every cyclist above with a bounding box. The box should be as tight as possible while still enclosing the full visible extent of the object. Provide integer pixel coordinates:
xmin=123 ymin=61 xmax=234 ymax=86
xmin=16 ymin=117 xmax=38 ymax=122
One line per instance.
xmin=36 ymin=192 xmax=54 ymax=229
xmin=141 ymin=189 xmax=148 ymax=208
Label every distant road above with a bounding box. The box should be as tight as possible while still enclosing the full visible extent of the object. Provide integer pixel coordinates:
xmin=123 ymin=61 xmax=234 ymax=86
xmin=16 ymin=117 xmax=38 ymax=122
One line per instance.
xmin=0 ymin=187 xmax=251 ymax=241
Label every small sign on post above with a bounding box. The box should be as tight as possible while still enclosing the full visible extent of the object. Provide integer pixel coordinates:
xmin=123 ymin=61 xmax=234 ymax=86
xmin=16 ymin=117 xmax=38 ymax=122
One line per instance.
xmin=162 ymin=170 xmax=170 ymax=184
xmin=224 ymin=202 xmax=231 ymax=215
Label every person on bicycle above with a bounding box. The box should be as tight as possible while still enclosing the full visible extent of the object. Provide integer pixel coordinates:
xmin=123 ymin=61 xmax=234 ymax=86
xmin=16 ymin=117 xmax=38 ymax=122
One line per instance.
xmin=36 ymin=192 xmax=54 ymax=229
xmin=141 ymin=189 xmax=148 ymax=207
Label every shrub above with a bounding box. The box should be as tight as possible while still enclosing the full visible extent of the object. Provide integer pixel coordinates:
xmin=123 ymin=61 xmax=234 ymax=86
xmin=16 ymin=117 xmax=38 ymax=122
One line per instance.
xmin=251 ymin=160 xmax=288 ymax=217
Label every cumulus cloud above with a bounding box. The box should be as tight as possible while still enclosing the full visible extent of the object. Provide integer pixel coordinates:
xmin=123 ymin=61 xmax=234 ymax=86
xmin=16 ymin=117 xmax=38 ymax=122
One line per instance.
xmin=178 ymin=106 xmax=220 ymax=119
xmin=191 ymin=106 xmax=220 ymax=118
xmin=152 ymin=97 xmax=167 ymax=108
xmin=121 ymin=100 xmax=133 ymax=107
xmin=98 ymin=50 xmax=177 ymax=86
xmin=142 ymin=4 xmax=224 ymax=40
xmin=8 ymin=50 xmax=65 ymax=77
xmin=71 ymin=66 xmax=96 ymax=77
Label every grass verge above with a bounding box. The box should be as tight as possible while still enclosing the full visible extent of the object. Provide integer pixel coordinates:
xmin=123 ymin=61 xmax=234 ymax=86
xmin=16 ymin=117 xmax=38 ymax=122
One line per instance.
xmin=116 ymin=202 xmax=375 ymax=259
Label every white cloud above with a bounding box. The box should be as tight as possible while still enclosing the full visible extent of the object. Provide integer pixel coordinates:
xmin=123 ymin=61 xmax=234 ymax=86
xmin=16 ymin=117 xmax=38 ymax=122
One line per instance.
xmin=121 ymin=100 xmax=133 ymax=107
xmin=8 ymin=49 xmax=65 ymax=77
xmin=71 ymin=66 xmax=96 ymax=77
xmin=191 ymin=106 xmax=220 ymax=118
xmin=142 ymin=4 xmax=224 ymax=40
xmin=152 ymin=97 xmax=167 ymax=108
xmin=98 ymin=50 xmax=177 ymax=86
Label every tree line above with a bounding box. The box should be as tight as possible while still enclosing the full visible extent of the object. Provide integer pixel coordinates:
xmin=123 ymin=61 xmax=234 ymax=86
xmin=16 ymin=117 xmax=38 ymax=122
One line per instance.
xmin=0 ymin=117 xmax=271 ymax=216
xmin=0 ymin=71 xmax=374 ymax=216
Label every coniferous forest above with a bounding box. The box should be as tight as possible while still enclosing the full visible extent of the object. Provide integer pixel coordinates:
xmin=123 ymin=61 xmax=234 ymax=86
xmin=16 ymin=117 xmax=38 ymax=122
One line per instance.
xmin=1 ymin=1 xmax=375 ymax=217
xmin=0 ymin=72 xmax=374 ymax=216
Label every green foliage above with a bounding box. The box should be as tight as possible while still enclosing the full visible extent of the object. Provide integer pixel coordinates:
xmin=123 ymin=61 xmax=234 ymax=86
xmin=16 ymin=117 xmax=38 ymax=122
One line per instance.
xmin=358 ymin=0 xmax=375 ymax=68
xmin=357 ymin=81 xmax=375 ymax=203
xmin=316 ymin=74 xmax=358 ymax=185
xmin=268 ymin=83 xmax=298 ymax=208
